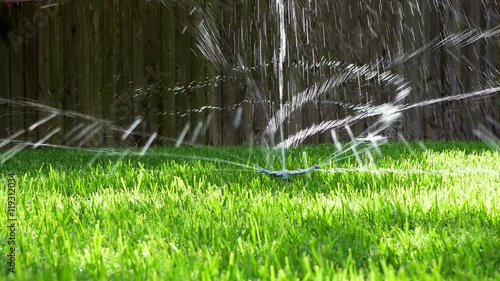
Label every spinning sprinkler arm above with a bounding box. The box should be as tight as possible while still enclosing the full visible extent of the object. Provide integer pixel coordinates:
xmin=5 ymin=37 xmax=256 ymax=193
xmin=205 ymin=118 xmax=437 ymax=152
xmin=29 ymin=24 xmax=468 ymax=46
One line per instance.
xmin=257 ymin=165 xmax=319 ymax=180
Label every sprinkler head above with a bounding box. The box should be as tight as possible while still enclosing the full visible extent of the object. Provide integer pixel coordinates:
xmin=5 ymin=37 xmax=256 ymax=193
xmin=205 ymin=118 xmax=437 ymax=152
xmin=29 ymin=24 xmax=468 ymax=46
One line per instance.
xmin=278 ymin=170 xmax=291 ymax=180
xmin=258 ymin=165 xmax=318 ymax=180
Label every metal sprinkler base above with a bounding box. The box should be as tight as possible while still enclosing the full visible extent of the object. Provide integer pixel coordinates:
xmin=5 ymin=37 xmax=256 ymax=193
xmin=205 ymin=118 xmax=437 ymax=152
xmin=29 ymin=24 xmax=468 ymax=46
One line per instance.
xmin=257 ymin=165 xmax=318 ymax=180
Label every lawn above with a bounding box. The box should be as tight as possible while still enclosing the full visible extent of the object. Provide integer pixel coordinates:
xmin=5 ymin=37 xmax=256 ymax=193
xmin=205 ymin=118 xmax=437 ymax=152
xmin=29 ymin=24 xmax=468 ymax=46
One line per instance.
xmin=0 ymin=142 xmax=499 ymax=280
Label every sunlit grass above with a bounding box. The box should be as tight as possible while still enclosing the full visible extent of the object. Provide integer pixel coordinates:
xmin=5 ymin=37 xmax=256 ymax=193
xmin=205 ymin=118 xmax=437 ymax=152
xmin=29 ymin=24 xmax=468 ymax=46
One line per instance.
xmin=0 ymin=142 xmax=499 ymax=280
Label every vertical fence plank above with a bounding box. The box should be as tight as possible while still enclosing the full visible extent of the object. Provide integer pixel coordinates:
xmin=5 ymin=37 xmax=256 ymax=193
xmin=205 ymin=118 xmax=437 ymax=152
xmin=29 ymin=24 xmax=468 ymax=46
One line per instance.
xmin=89 ymin=0 xmax=104 ymax=146
xmin=208 ymin=66 xmax=222 ymax=146
xmin=316 ymin=1 xmax=345 ymax=143
xmin=102 ymin=0 xmax=117 ymax=146
xmin=23 ymin=4 xmax=39 ymax=142
xmin=461 ymin=0 xmax=482 ymax=140
xmin=78 ymin=0 xmax=92 ymax=146
xmin=9 ymin=5 xmax=25 ymax=141
xmin=263 ymin=1 xmax=278 ymax=146
xmin=234 ymin=1 xmax=247 ymax=145
xmin=423 ymin=1 xmax=444 ymax=140
xmin=403 ymin=0 xmax=424 ymax=140
xmin=388 ymin=0 xmax=405 ymax=138
xmin=37 ymin=3 xmax=52 ymax=144
xmin=242 ymin=0 xmax=255 ymax=145
xmin=349 ymin=1 xmax=366 ymax=139
xmin=492 ymin=2 xmax=500 ymax=135
xmin=115 ymin=0 xmax=133 ymax=146
xmin=190 ymin=47 xmax=207 ymax=145
xmin=207 ymin=3 xmax=223 ymax=146
xmin=62 ymin=0 xmax=78 ymax=144
xmin=189 ymin=4 xmax=207 ymax=145
xmin=442 ymin=0 xmax=462 ymax=140
xmin=268 ymin=1 xmax=280 ymax=146
xmin=481 ymin=1 xmax=499 ymax=135
xmin=251 ymin=1 xmax=269 ymax=144
xmin=363 ymin=0 xmax=382 ymax=138
xmin=131 ymin=0 xmax=145 ymax=146
xmin=285 ymin=0 xmax=298 ymax=142
xmin=159 ymin=4 xmax=176 ymax=145
xmin=48 ymin=2 xmax=63 ymax=145
xmin=317 ymin=1 xmax=333 ymax=143
xmin=0 ymin=6 xmax=11 ymax=143
xmin=175 ymin=3 xmax=191 ymax=145
xmin=221 ymin=0 xmax=243 ymax=146
xmin=143 ymin=1 xmax=160 ymax=145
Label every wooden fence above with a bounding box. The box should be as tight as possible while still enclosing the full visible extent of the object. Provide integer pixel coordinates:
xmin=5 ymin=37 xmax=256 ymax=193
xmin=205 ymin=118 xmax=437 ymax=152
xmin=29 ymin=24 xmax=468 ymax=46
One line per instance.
xmin=0 ymin=0 xmax=499 ymax=148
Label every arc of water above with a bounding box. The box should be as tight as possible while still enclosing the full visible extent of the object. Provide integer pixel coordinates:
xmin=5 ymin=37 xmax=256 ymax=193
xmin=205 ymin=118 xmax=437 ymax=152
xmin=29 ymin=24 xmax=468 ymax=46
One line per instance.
xmin=33 ymin=128 xmax=61 ymax=149
xmin=277 ymin=87 xmax=500 ymax=150
xmin=0 ymin=130 xmax=25 ymax=149
xmin=263 ymin=62 xmax=409 ymax=138
xmin=0 ymin=97 xmax=256 ymax=171
xmin=28 ymin=112 xmax=57 ymax=131
xmin=121 ymin=117 xmax=143 ymax=140
xmin=316 ymin=115 xmax=393 ymax=167
xmin=402 ymin=87 xmax=500 ymax=111
xmin=0 ymin=143 xmax=29 ymax=165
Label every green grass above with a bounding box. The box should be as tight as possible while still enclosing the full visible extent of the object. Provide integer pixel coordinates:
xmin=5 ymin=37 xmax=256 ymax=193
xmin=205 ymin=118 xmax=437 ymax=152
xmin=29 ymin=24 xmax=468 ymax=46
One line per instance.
xmin=0 ymin=142 xmax=499 ymax=280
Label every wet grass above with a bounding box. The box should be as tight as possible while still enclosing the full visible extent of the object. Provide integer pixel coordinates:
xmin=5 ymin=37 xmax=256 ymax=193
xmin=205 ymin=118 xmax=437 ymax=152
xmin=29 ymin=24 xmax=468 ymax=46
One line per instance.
xmin=0 ymin=142 xmax=499 ymax=280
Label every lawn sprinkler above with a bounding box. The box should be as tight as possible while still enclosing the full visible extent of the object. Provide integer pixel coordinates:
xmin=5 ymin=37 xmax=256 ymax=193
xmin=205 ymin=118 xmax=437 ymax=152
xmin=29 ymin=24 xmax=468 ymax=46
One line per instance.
xmin=257 ymin=165 xmax=318 ymax=180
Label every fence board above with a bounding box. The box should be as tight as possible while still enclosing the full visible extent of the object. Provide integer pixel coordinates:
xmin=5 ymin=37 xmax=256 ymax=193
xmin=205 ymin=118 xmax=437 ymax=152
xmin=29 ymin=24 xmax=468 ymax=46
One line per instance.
xmin=208 ymin=66 xmax=222 ymax=146
xmin=461 ymin=0 xmax=482 ymax=140
xmin=0 ymin=6 xmax=11 ymax=142
xmin=443 ymin=0 xmax=462 ymax=140
xmin=79 ymin=1 xmax=93 ymax=146
xmin=75 ymin=1 xmax=92 ymax=147
xmin=23 ymin=4 xmax=38 ymax=142
xmin=115 ymin=0 xmax=134 ymax=146
xmin=481 ymin=1 xmax=499 ymax=135
xmin=490 ymin=2 xmax=500 ymax=136
xmin=175 ymin=3 xmax=191 ymax=145
xmin=206 ymin=4 xmax=222 ymax=146
xmin=388 ymin=0 xmax=405 ymax=138
xmin=403 ymin=0 xmax=424 ymax=140
xmin=221 ymin=0 xmax=241 ymax=146
xmin=190 ymin=47 xmax=207 ymax=145
xmin=48 ymin=2 xmax=63 ymax=145
xmin=242 ymin=0 xmax=255 ymax=145
xmin=370 ymin=2 xmax=386 ymax=136
xmin=131 ymin=0 xmax=145 ymax=146
xmin=350 ymin=1 xmax=366 ymax=138
xmin=9 ymin=6 xmax=25 ymax=142
xmin=102 ymin=0 xmax=117 ymax=146
xmin=423 ymin=1 xmax=444 ymax=140
xmin=189 ymin=4 xmax=208 ymax=145
xmin=89 ymin=0 xmax=103 ymax=147
xmin=61 ymin=0 xmax=78 ymax=145
xmin=143 ymin=2 xmax=160 ymax=145
xmin=159 ymin=5 xmax=176 ymax=145
xmin=37 ymin=3 xmax=51 ymax=144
